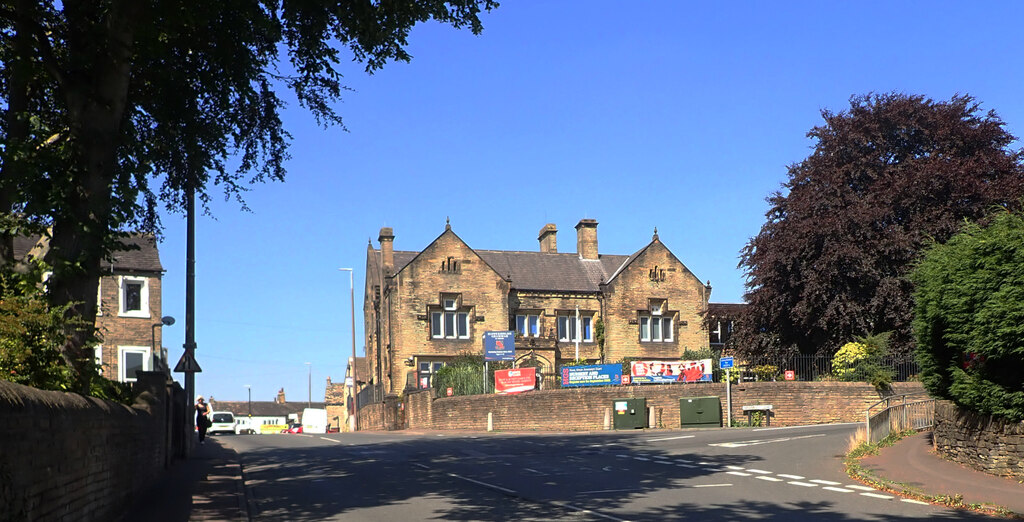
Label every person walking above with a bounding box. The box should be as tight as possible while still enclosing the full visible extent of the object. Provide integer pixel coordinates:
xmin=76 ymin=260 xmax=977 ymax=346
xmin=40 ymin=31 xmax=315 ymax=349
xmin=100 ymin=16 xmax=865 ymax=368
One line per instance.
xmin=196 ymin=396 xmax=211 ymax=444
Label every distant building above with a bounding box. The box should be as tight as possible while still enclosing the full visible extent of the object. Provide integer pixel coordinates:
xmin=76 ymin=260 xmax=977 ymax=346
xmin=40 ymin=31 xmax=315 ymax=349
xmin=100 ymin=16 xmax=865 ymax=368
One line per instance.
xmin=707 ymin=302 xmax=746 ymax=351
xmin=14 ymin=234 xmax=165 ymax=383
xmin=210 ymin=388 xmax=322 ymax=431
xmin=362 ymin=219 xmax=713 ymax=395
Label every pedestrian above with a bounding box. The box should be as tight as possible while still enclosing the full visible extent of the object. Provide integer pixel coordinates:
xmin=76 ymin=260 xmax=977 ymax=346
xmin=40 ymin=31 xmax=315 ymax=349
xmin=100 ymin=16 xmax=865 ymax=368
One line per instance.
xmin=196 ymin=396 xmax=211 ymax=444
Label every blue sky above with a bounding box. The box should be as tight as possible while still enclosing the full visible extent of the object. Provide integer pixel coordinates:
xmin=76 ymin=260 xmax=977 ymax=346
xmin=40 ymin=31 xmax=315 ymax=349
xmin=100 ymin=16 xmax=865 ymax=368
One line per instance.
xmin=157 ymin=1 xmax=1024 ymax=404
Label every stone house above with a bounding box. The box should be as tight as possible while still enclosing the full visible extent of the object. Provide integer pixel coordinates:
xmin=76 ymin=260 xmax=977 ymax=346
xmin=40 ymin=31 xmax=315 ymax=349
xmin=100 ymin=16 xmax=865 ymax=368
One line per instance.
xmin=362 ymin=219 xmax=712 ymax=395
xmin=14 ymin=234 xmax=165 ymax=383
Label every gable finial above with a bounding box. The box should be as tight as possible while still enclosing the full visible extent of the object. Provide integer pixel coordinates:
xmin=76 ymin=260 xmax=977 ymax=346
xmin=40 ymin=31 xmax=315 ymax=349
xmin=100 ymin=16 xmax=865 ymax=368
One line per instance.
xmin=445 ymin=216 xmax=451 ymax=231
xmin=653 ymin=227 xmax=659 ymax=241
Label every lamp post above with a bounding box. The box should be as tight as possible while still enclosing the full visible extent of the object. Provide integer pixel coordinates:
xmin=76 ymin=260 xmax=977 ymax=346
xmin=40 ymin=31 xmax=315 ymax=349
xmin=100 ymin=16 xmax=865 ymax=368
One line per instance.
xmin=244 ymin=384 xmax=251 ymax=418
xmin=338 ymin=267 xmax=357 ymax=432
xmin=151 ymin=316 xmax=175 ymax=372
xmin=305 ymin=362 xmax=311 ymax=408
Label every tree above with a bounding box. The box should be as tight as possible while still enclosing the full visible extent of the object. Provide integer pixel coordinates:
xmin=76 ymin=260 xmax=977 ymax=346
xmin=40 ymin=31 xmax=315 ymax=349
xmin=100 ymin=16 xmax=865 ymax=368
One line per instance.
xmin=0 ymin=1 xmax=497 ymax=391
xmin=911 ymin=209 xmax=1024 ymax=421
xmin=737 ymin=93 xmax=1024 ymax=358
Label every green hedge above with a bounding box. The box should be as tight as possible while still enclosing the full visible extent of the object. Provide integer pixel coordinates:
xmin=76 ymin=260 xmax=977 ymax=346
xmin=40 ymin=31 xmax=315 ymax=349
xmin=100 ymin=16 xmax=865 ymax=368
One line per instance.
xmin=911 ymin=209 xmax=1024 ymax=421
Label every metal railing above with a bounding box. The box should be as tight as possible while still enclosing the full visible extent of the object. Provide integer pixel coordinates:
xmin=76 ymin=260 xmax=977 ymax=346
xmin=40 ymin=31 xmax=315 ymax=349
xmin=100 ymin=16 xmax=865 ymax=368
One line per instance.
xmin=865 ymin=394 xmax=935 ymax=444
xmin=712 ymin=355 xmax=920 ymax=383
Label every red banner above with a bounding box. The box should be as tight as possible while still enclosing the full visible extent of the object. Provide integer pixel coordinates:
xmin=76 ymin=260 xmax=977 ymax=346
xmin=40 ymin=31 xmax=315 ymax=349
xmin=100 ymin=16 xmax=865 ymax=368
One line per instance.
xmin=494 ymin=367 xmax=536 ymax=395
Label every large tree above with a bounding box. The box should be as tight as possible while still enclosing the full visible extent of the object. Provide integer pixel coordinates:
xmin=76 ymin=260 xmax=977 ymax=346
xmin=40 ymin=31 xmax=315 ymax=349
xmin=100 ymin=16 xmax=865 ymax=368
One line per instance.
xmin=0 ymin=0 xmax=496 ymax=390
xmin=737 ymin=93 xmax=1024 ymax=358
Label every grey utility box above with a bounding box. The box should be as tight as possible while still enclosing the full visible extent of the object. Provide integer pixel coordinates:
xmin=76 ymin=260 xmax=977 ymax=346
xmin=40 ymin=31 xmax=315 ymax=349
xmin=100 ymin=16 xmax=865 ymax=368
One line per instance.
xmin=679 ymin=396 xmax=722 ymax=428
xmin=612 ymin=398 xmax=647 ymax=429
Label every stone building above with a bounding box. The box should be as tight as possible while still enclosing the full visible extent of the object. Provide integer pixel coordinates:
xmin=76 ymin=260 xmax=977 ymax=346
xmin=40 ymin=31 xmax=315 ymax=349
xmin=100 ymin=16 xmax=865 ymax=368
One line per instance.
xmin=14 ymin=234 xmax=165 ymax=383
xmin=362 ymin=219 xmax=712 ymax=395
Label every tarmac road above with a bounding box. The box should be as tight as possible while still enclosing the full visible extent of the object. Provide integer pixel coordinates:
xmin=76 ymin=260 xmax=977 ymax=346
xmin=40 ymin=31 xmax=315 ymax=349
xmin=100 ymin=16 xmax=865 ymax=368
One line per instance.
xmin=219 ymin=424 xmax=993 ymax=521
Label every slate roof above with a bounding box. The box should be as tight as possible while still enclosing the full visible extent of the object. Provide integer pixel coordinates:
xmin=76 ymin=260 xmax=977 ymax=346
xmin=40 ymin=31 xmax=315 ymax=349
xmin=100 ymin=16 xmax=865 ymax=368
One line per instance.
xmin=207 ymin=400 xmax=324 ymax=417
xmin=383 ymin=250 xmax=632 ymax=293
xmin=12 ymin=233 xmax=163 ymax=273
xmin=708 ymin=302 xmax=747 ymax=317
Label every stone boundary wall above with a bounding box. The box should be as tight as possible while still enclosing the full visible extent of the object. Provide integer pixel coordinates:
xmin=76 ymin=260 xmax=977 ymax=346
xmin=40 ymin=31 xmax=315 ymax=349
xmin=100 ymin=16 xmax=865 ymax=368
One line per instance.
xmin=359 ymin=395 xmax=405 ymax=431
xmin=933 ymin=400 xmax=1024 ymax=479
xmin=402 ymin=381 xmax=925 ymax=431
xmin=0 ymin=373 xmax=173 ymax=521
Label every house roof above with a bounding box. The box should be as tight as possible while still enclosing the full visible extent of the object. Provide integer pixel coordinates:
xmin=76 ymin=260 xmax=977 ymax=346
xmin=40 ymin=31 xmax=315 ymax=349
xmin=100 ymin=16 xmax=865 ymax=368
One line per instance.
xmin=382 ymin=249 xmax=632 ymax=293
xmin=207 ymin=400 xmax=324 ymax=417
xmin=13 ymin=233 xmax=163 ymax=273
xmin=708 ymin=302 xmax=747 ymax=317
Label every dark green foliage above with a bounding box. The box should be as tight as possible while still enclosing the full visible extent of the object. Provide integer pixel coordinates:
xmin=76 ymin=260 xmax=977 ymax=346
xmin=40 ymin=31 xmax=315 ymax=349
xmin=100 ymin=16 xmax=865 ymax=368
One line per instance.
xmin=738 ymin=93 xmax=1024 ymax=358
xmin=912 ymin=209 xmax=1024 ymax=421
xmin=431 ymin=353 xmax=511 ymax=396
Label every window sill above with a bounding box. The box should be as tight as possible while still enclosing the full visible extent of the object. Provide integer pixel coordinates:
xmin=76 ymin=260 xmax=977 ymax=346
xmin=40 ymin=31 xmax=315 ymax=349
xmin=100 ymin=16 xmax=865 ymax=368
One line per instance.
xmin=118 ymin=311 xmax=151 ymax=319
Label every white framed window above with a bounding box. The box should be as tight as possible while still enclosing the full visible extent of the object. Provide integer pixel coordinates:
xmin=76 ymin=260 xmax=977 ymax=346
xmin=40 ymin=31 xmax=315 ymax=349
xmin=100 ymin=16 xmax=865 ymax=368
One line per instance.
xmin=639 ymin=313 xmax=673 ymax=342
xmin=515 ymin=314 xmax=540 ymax=337
xmin=430 ymin=297 xmax=470 ymax=339
xmin=557 ymin=313 xmax=592 ymax=342
xmin=418 ymin=361 xmax=447 ymax=388
xmin=118 ymin=276 xmax=150 ymax=318
xmin=118 ymin=346 xmax=151 ymax=382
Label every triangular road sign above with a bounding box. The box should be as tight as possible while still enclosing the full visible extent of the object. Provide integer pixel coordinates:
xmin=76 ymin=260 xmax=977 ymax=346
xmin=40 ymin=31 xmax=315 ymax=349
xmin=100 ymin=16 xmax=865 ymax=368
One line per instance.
xmin=174 ymin=350 xmax=202 ymax=373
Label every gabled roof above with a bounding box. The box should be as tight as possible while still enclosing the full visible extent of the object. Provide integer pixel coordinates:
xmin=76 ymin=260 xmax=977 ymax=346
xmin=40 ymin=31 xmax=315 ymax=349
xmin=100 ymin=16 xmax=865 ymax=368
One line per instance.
xmin=13 ymin=233 xmax=163 ymax=273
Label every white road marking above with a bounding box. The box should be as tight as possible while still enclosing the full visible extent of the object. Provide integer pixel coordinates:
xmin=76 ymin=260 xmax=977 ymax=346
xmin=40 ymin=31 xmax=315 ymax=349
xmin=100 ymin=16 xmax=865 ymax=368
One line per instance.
xmin=901 ymin=499 xmax=931 ymax=505
xmin=746 ymin=469 xmax=772 ymax=474
xmin=523 ymin=468 xmax=546 ymax=475
xmin=777 ymin=474 xmax=805 ymax=480
xmin=846 ymin=485 xmax=875 ymax=491
xmin=810 ymin=479 xmax=842 ymax=486
xmin=726 ymin=466 xmax=746 ymax=470
xmin=726 ymin=471 xmax=752 ymax=477
xmin=789 ymin=481 xmax=818 ymax=487
xmin=413 ymin=463 xmax=430 ymax=470
xmin=319 ymin=437 xmax=340 ymax=443
xmin=556 ymin=502 xmax=630 ymax=522
xmin=698 ymin=461 xmax=713 ymax=465
xmin=652 ymin=455 xmax=670 ymax=459
xmin=645 ymin=435 xmax=696 ymax=442
xmin=676 ymin=459 xmax=694 ymax=464
xmin=756 ymin=476 xmax=783 ymax=482
xmin=615 ymin=454 xmax=629 ymax=458
xmin=693 ymin=484 xmax=732 ymax=488
xmin=676 ymin=464 xmax=698 ymax=469
xmin=709 ymin=434 xmax=825 ymax=448
xmin=633 ymin=457 xmax=650 ymax=461
xmin=752 ymin=422 xmax=860 ymax=432
xmin=823 ymin=487 xmax=854 ymax=493
xmin=579 ymin=488 xmax=643 ymax=494
xmin=861 ymin=493 xmax=894 ymax=500
xmin=654 ymin=460 xmax=673 ymax=465
xmin=447 ymin=473 xmax=516 ymax=494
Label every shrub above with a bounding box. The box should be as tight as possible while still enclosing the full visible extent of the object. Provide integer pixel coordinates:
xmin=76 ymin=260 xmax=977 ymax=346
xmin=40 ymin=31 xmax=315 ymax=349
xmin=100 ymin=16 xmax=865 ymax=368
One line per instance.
xmin=832 ymin=333 xmax=894 ymax=391
xmin=912 ymin=209 xmax=1024 ymax=421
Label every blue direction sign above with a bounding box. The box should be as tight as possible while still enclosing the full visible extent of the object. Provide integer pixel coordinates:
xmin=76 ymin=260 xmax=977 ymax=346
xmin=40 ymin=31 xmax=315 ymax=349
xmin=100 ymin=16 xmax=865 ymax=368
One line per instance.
xmin=719 ymin=356 xmax=734 ymax=370
xmin=483 ymin=331 xmax=516 ymax=361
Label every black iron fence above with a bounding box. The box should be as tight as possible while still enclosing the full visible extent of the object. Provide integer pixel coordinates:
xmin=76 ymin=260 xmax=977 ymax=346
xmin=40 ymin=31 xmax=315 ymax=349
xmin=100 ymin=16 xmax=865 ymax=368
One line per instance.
xmin=712 ymin=355 xmax=920 ymax=383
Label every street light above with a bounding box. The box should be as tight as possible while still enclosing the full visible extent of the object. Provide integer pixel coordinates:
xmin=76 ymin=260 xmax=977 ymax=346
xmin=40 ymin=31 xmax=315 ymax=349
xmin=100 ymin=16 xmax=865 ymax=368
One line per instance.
xmin=244 ymin=384 xmax=251 ymax=418
xmin=151 ymin=315 xmax=175 ymax=373
xmin=338 ymin=267 xmax=357 ymax=432
xmin=305 ymin=362 xmax=311 ymax=408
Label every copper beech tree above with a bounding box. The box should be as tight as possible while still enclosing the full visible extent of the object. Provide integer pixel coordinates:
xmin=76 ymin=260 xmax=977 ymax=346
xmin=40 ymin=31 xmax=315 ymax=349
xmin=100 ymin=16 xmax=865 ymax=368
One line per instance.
xmin=0 ymin=0 xmax=496 ymax=392
xmin=737 ymin=93 xmax=1024 ymax=358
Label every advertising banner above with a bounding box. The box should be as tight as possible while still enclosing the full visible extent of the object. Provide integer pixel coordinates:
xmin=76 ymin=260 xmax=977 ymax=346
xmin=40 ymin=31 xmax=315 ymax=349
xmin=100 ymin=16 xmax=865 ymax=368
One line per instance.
xmin=560 ymin=364 xmax=623 ymax=387
xmin=494 ymin=367 xmax=536 ymax=394
xmin=483 ymin=331 xmax=516 ymax=361
xmin=630 ymin=359 xmax=712 ymax=384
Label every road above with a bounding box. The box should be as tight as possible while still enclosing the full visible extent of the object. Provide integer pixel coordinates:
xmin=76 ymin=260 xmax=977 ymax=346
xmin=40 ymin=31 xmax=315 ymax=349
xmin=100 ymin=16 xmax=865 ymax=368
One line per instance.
xmin=218 ymin=424 xmax=987 ymax=521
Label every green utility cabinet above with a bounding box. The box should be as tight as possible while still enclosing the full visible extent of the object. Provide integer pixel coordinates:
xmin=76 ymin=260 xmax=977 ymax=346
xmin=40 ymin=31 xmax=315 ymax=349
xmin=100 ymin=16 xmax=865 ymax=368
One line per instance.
xmin=679 ymin=396 xmax=722 ymax=428
xmin=612 ymin=398 xmax=647 ymax=429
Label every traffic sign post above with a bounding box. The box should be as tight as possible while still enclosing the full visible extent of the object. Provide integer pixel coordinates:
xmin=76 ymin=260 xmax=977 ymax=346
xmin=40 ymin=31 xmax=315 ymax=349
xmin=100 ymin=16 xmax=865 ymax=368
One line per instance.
xmin=720 ymin=357 xmax=734 ymax=427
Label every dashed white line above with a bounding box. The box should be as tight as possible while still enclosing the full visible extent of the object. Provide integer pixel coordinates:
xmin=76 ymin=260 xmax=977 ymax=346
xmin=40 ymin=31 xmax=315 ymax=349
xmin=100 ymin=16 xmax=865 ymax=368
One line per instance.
xmin=901 ymin=499 xmax=931 ymax=505
xmin=523 ymin=468 xmax=546 ymax=475
xmin=777 ymin=474 xmax=805 ymax=480
xmin=726 ymin=471 xmax=752 ymax=477
xmin=652 ymin=455 xmax=670 ymax=459
xmin=746 ymin=469 xmax=772 ymax=475
xmin=676 ymin=464 xmax=698 ymax=469
xmin=693 ymin=484 xmax=732 ymax=488
xmin=846 ymin=485 xmax=875 ymax=491
xmin=447 ymin=473 xmax=516 ymax=494
xmin=676 ymin=459 xmax=694 ymax=464
xmin=861 ymin=493 xmax=894 ymax=500
xmin=579 ymin=488 xmax=643 ymax=495
xmin=654 ymin=460 xmax=673 ymax=465
xmin=645 ymin=435 xmax=696 ymax=442
xmin=823 ymin=486 xmax=854 ymax=493
xmin=789 ymin=481 xmax=818 ymax=487
xmin=810 ymin=479 xmax=842 ymax=486
xmin=756 ymin=476 xmax=783 ymax=482
xmin=555 ymin=502 xmax=630 ymax=522
xmin=412 ymin=463 xmax=430 ymax=470
xmin=319 ymin=437 xmax=340 ymax=443
xmin=633 ymin=457 xmax=650 ymax=461
xmin=726 ymin=466 xmax=746 ymax=471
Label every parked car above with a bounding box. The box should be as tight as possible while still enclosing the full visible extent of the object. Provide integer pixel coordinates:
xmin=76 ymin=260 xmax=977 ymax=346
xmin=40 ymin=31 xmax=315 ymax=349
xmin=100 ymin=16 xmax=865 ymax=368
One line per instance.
xmin=209 ymin=411 xmax=236 ymax=435
xmin=282 ymin=422 xmax=303 ymax=434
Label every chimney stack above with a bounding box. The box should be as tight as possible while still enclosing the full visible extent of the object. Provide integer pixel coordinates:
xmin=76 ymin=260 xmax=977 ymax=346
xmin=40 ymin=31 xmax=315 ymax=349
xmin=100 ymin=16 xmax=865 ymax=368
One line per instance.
xmin=538 ymin=223 xmax=558 ymax=253
xmin=575 ymin=219 xmax=599 ymax=260
xmin=379 ymin=227 xmax=395 ymax=273
xmin=276 ymin=388 xmax=286 ymax=404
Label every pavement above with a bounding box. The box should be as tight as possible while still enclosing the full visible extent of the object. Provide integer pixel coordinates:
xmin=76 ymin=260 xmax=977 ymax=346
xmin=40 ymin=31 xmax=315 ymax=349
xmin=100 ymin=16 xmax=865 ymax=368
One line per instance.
xmin=120 ymin=429 xmax=1024 ymax=521
xmin=858 ymin=431 xmax=1024 ymax=516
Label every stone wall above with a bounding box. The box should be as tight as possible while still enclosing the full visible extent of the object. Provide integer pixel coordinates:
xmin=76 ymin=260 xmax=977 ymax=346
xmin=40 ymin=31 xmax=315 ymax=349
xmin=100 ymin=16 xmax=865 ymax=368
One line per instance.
xmin=358 ymin=395 xmax=405 ymax=431
xmin=400 ymin=381 xmax=924 ymax=431
xmin=933 ymin=400 xmax=1024 ymax=479
xmin=0 ymin=373 xmax=175 ymax=521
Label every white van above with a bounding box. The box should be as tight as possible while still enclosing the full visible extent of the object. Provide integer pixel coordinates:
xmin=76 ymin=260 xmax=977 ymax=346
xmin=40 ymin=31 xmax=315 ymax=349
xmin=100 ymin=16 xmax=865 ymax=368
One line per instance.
xmin=209 ymin=411 xmax=236 ymax=435
xmin=234 ymin=416 xmax=256 ymax=434
xmin=302 ymin=408 xmax=328 ymax=434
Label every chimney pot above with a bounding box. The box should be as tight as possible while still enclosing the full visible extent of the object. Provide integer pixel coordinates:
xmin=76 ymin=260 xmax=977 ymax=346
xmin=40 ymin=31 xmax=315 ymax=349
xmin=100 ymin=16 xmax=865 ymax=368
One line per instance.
xmin=379 ymin=227 xmax=395 ymax=272
xmin=538 ymin=223 xmax=558 ymax=253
